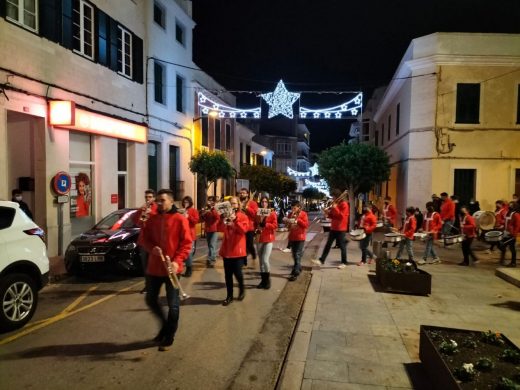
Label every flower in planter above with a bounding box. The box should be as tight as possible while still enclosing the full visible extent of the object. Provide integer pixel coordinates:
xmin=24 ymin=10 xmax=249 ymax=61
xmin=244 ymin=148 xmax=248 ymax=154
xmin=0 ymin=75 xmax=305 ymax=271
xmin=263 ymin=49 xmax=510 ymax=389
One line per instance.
xmin=475 ymin=357 xmax=494 ymax=371
xmin=481 ymin=330 xmax=505 ymax=345
xmin=453 ymin=362 xmax=476 ymax=382
xmin=461 ymin=337 xmax=478 ymax=349
xmin=500 ymin=348 xmax=520 ymax=364
xmin=496 ymin=376 xmax=520 ymax=390
xmin=439 ymin=339 xmax=459 ymax=355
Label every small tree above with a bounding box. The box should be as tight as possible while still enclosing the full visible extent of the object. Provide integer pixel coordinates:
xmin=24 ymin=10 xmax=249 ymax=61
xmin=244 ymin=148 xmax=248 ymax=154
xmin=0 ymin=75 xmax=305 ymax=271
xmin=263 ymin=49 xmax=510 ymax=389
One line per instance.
xmin=318 ymin=142 xmax=390 ymax=226
xmin=239 ymin=165 xmax=296 ymax=199
xmin=189 ymin=150 xmax=234 ymax=191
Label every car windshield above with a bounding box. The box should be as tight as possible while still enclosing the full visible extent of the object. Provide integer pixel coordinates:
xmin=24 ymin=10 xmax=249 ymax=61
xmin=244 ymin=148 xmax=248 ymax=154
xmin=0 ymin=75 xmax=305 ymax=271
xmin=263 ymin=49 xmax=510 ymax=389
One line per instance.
xmin=94 ymin=210 xmax=138 ymax=230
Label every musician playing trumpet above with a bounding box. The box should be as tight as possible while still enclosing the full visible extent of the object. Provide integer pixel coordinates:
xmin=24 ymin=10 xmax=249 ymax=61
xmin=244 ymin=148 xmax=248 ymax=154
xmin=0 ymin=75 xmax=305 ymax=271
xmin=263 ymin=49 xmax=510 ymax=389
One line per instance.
xmin=239 ymin=188 xmax=259 ymax=267
xmin=134 ymin=189 xmax=158 ymax=293
xmin=200 ymin=196 xmax=220 ymax=268
xmin=255 ymin=196 xmax=278 ymax=289
xmin=312 ymin=189 xmax=349 ymax=268
xmin=140 ymin=189 xmax=192 ymax=351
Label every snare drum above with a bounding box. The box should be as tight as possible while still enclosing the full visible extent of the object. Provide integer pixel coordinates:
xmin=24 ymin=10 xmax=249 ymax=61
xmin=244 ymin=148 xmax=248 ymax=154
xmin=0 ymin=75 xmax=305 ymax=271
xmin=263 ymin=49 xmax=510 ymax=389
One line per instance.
xmin=444 ymin=235 xmax=464 ymax=245
xmin=349 ymin=229 xmax=366 ymax=241
xmin=384 ymin=233 xmax=402 ymax=243
xmin=413 ymin=232 xmax=428 ymax=241
xmin=376 ymin=221 xmax=384 ymax=228
xmin=484 ymin=230 xmax=503 ymax=242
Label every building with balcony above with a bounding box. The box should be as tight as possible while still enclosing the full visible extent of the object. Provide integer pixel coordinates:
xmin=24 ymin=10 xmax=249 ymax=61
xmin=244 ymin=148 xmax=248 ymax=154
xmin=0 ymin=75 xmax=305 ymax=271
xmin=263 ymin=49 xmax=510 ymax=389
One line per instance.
xmin=0 ymin=0 xmax=148 ymax=255
xmin=368 ymin=32 xmax=520 ymax=213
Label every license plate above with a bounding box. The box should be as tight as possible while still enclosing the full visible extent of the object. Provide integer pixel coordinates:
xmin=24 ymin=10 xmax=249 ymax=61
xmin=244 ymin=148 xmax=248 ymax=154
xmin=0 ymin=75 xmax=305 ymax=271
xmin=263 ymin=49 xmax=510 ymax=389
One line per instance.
xmin=80 ymin=255 xmax=105 ymax=263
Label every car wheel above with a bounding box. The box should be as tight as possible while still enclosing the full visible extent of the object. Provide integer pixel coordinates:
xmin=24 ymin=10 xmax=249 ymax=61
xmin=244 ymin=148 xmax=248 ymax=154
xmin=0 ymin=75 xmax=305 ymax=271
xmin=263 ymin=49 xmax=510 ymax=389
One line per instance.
xmin=0 ymin=273 xmax=38 ymax=332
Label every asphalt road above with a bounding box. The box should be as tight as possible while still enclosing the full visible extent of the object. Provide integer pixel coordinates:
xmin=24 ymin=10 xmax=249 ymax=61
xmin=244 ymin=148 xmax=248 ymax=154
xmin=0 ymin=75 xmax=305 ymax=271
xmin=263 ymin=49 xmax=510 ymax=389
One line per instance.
xmin=0 ymin=213 xmax=322 ymax=390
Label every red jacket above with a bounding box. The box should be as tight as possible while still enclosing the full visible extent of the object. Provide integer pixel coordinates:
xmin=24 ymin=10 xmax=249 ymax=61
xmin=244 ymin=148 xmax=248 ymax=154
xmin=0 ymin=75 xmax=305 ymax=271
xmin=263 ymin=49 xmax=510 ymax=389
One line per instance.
xmin=422 ymin=211 xmax=442 ymax=239
xmin=134 ymin=203 xmax=159 ymax=247
xmin=440 ymin=198 xmax=456 ymax=221
xmin=329 ymin=200 xmax=349 ymax=231
xmin=288 ymin=210 xmax=309 ymax=241
xmin=461 ymin=214 xmax=477 ymax=238
xmin=258 ymin=211 xmax=278 ymax=243
xmin=242 ymin=199 xmax=259 ymax=232
xmin=218 ymin=211 xmax=249 ymax=258
xmin=402 ymin=215 xmax=417 ymax=239
xmin=141 ymin=209 xmax=192 ymax=275
xmin=201 ymin=208 xmax=220 ymax=233
xmin=505 ymin=212 xmax=520 ymax=237
xmin=185 ymin=207 xmax=200 ymax=241
xmin=495 ymin=205 xmax=509 ymax=228
xmin=360 ymin=211 xmax=377 ymax=234
xmin=383 ymin=204 xmax=397 ymax=226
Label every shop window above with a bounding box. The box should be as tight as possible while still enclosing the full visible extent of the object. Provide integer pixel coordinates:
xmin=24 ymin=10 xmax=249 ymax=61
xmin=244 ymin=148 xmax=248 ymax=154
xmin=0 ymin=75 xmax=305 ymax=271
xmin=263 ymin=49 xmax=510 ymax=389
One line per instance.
xmin=6 ymin=0 xmax=38 ymax=32
xmin=72 ymin=0 xmax=94 ymax=60
xmin=117 ymin=25 xmax=132 ymax=78
xmin=456 ymin=83 xmax=480 ymax=124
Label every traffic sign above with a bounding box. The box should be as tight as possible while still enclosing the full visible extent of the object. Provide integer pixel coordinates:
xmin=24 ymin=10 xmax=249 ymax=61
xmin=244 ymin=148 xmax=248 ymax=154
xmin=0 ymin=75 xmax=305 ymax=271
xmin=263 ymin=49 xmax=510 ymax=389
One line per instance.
xmin=52 ymin=171 xmax=72 ymax=195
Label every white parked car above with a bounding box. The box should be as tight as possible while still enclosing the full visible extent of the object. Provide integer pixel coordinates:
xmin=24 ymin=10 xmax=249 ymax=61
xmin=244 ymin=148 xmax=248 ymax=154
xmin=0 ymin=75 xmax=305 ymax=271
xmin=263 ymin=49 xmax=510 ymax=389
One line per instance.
xmin=0 ymin=201 xmax=49 ymax=332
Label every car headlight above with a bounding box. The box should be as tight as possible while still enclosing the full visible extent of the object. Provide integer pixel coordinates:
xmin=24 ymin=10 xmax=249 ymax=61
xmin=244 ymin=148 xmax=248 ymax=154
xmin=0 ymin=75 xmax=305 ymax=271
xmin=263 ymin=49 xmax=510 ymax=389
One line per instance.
xmin=116 ymin=242 xmax=137 ymax=251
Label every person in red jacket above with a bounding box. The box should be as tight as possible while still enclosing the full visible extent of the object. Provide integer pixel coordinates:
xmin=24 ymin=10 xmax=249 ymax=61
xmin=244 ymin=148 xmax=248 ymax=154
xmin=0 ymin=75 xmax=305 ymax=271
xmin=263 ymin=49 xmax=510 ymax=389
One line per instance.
xmin=285 ymin=201 xmax=309 ymax=281
xmin=440 ymin=192 xmax=456 ymax=238
xmin=358 ymin=205 xmax=377 ymax=266
xmin=219 ymin=196 xmax=249 ymax=305
xmin=418 ymin=202 xmax=442 ymax=265
xmin=500 ymin=202 xmax=520 ymax=267
xmin=256 ymin=196 xmax=278 ymax=289
xmin=313 ymin=189 xmax=350 ymax=268
xmin=239 ymin=188 xmax=259 ymax=266
xmin=134 ymin=189 xmax=159 ymax=293
xmin=488 ymin=200 xmax=509 ymax=253
xmin=200 ymin=196 xmax=220 ymax=268
xmin=140 ymin=189 xmax=192 ymax=351
xmin=181 ymin=196 xmax=199 ymax=277
xmin=395 ymin=207 xmax=417 ymax=261
xmin=382 ymin=196 xmax=397 ymax=228
xmin=458 ymin=206 xmax=478 ymax=266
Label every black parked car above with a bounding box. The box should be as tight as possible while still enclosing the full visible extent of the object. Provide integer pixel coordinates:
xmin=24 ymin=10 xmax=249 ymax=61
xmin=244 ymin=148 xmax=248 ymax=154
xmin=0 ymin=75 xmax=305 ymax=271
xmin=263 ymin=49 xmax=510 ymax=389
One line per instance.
xmin=64 ymin=208 xmax=143 ymax=276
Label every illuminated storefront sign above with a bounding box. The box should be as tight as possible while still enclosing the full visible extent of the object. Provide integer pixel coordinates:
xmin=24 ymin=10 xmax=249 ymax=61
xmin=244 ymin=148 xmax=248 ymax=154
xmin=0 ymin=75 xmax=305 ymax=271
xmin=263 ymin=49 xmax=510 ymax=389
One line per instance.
xmin=49 ymin=101 xmax=147 ymax=143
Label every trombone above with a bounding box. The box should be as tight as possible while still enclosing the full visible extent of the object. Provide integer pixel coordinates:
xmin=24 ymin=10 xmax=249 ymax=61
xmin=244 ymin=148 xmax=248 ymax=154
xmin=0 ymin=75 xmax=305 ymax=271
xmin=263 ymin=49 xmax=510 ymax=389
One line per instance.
xmin=324 ymin=190 xmax=349 ymax=213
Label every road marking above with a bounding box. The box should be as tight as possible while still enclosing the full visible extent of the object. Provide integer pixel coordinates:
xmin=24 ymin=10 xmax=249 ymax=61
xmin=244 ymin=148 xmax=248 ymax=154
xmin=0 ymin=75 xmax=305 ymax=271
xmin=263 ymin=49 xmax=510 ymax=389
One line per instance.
xmin=0 ymin=281 xmax=143 ymax=346
xmin=63 ymin=285 xmax=98 ymax=313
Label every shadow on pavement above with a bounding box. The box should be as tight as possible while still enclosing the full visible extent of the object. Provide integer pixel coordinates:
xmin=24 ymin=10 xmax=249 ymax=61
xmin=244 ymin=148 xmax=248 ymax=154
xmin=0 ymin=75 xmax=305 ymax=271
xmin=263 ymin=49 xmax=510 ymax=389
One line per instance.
xmin=0 ymin=341 xmax=157 ymax=361
xmin=490 ymin=300 xmax=520 ymax=312
xmin=191 ymin=281 xmax=225 ymax=290
xmin=179 ymin=296 xmax=224 ymax=306
xmin=367 ymin=274 xmax=385 ymax=293
xmin=404 ymin=362 xmax=432 ymax=390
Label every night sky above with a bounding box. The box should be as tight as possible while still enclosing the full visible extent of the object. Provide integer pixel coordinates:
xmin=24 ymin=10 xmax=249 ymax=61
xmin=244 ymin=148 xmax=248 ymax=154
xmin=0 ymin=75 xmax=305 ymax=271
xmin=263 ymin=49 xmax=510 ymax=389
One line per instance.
xmin=192 ymin=0 xmax=520 ymax=153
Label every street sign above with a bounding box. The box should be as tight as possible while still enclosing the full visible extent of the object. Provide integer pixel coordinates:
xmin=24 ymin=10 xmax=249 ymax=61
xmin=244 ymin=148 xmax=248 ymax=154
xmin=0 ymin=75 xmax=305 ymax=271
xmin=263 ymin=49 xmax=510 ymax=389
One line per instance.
xmin=111 ymin=194 xmax=118 ymax=204
xmin=52 ymin=171 xmax=72 ymax=195
xmin=56 ymin=195 xmax=69 ymax=204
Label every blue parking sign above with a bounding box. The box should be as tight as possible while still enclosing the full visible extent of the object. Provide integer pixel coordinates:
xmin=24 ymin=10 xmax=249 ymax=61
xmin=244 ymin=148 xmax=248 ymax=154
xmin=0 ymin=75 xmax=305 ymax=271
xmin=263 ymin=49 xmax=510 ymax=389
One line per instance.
xmin=53 ymin=171 xmax=72 ymax=195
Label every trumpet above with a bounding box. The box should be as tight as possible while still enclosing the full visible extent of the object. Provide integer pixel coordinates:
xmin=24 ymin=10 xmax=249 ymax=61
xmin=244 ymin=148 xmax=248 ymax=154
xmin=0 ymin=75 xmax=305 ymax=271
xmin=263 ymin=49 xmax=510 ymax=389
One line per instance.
xmin=156 ymin=247 xmax=189 ymax=300
xmin=140 ymin=201 xmax=152 ymax=222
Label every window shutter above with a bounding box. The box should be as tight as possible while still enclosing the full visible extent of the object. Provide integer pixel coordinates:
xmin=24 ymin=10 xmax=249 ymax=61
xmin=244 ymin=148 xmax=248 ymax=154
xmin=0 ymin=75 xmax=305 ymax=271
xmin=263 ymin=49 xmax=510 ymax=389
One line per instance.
xmin=39 ymin=0 xmax=62 ymax=43
xmin=132 ymin=34 xmax=143 ymax=84
xmin=108 ymin=18 xmax=118 ymax=72
xmin=96 ymin=9 xmax=109 ymax=66
xmin=61 ymin=0 xmax=73 ymax=49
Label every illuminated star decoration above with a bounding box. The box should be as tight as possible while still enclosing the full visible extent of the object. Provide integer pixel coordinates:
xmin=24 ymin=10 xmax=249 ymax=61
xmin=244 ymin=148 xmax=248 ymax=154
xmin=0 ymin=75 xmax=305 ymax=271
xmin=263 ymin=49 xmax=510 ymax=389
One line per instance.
xmin=261 ymin=80 xmax=300 ymax=119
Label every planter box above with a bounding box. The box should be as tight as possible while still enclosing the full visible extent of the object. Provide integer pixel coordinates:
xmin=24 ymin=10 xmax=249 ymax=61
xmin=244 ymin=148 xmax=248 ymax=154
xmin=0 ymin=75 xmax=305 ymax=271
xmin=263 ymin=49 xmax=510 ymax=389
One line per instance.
xmin=376 ymin=259 xmax=431 ymax=295
xmin=420 ymin=325 xmax=520 ymax=390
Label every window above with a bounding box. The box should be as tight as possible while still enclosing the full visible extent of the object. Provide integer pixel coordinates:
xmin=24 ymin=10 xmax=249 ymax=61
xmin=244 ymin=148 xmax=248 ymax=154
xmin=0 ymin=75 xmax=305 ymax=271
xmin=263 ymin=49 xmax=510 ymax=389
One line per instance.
xmin=225 ymin=123 xmax=231 ymax=150
xmin=170 ymin=145 xmax=183 ymax=200
xmin=214 ymin=119 xmax=221 ymax=149
xmin=245 ymin=145 xmax=251 ymax=165
xmin=72 ymin=0 xmax=94 ymax=59
xmin=175 ymin=21 xmax=185 ymax=45
xmin=374 ymin=130 xmax=379 ymax=147
xmin=456 ymin=83 xmax=480 ymax=124
xmin=117 ymin=141 xmax=127 ymax=209
xmin=387 ymin=115 xmax=391 ymax=141
xmin=117 ymin=26 xmax=132 ymax=78
xmin=6 ymin=0 xmax=38 ymax=31
xmin=381 ymin=124 xmax=384 ymax=146
xmin=276 ymin=142 xmax=292 ymax=154
xmin=453 ymin=169 xmax=476 ymax=206
xmin=239 ymin=143 xmax=243 ymax=165
xmin=148 ymin=142 xmax=159 ymax=191
xmin=153 ymin=2 xmax=165 ymax=28
xmin=396 ymin=103 xmax=400 ymax=136
xmin=176 ymin=75 xmax=184 ymax=113
xmin=201 ymin=118 xmax=209 ymax=147
xmin=154 ymin=61 xmax=165 ymax=104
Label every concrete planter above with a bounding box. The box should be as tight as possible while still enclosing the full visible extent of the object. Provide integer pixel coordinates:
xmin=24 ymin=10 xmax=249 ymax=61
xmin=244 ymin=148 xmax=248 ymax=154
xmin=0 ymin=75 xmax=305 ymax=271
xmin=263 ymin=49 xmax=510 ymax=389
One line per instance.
xmin=376 ymin=259 xmax=431 ymax=295
xmin=419 ymin=325 xmax=520 ymax=390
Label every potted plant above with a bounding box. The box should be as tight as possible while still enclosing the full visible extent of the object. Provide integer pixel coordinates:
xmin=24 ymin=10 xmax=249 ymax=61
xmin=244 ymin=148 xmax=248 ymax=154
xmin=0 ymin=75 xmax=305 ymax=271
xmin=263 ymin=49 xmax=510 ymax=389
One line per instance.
xmin=375 ymin=257 xmax=431 ymax=295
xmin=420 ymin=325 xmax=520 ymax=389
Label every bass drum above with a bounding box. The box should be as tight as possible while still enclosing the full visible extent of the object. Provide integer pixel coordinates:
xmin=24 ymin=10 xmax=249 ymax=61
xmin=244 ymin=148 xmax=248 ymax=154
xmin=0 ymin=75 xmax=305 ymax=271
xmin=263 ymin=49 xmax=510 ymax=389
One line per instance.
xmin=472 ymin=211 xmax=495 ymax=230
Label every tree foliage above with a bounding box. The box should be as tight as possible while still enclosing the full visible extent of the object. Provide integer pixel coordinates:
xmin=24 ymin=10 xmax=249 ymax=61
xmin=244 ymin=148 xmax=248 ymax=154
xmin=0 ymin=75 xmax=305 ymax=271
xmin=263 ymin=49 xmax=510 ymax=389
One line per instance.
xmin=189 ymin=150 xmax=234 ymax=190
xmin=239 ymin=165 xmax=296 ymax=198
xmin=318 ymin=142 xmax=390 ymax=194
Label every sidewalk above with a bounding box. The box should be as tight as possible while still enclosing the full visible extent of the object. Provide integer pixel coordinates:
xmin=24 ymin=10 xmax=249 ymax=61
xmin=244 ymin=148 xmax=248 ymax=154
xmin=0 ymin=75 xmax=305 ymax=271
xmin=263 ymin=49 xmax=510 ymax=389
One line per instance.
xmin=279 ymin=235 xmax=520 ymax=389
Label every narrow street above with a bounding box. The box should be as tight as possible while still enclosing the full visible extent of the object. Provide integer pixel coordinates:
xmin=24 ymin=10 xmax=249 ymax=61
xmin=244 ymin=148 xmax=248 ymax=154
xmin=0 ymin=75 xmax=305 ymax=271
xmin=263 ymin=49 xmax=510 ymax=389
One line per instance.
xmin=0 ymin=213 xmax=322 ymax=390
